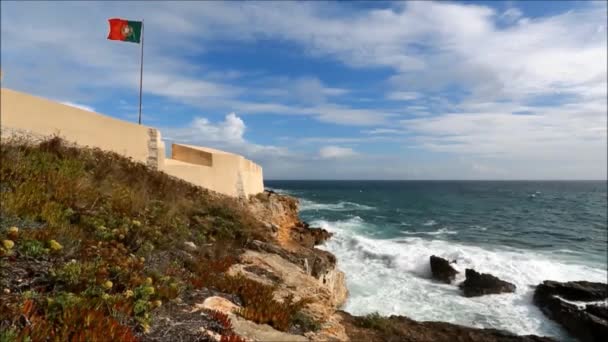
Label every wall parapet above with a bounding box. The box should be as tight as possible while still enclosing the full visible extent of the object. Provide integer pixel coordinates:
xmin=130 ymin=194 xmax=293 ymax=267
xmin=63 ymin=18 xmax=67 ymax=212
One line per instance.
xmin=0 ymin=87 xmax=264 ymax=198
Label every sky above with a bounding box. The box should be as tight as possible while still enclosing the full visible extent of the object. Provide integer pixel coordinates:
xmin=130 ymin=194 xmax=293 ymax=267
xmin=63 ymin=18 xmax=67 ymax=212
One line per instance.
xmin=1 ymin=0 xmax=606 ymax=180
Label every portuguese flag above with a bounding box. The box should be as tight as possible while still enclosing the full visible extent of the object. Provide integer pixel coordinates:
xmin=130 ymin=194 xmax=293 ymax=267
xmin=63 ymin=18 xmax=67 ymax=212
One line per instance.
xmin=107 ymin=18 xmax=142 ymax=43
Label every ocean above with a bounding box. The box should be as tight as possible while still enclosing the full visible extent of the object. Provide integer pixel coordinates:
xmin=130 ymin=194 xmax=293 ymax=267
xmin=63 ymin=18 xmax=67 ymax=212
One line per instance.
xmin=265 ymin=180 xmax=608 ymax=340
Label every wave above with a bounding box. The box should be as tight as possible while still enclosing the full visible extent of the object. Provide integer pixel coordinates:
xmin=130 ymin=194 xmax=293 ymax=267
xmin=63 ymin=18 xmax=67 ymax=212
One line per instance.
xmin=423 ymin=220 xmax=438 ymax=226
xmin=312 ymin=216 xmax=607 ymax=339
xmin=300 ymin=199 xmax=375 ymax=212
xmin=400 ymin=228 xmax=458 ymax=236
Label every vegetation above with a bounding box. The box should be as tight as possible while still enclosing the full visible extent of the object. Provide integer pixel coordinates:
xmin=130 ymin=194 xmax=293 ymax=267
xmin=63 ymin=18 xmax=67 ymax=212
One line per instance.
xmin=0 ymin=137 xmax=308 ymax=341
xmin=354 ymin=312 xmax=393 ymax=332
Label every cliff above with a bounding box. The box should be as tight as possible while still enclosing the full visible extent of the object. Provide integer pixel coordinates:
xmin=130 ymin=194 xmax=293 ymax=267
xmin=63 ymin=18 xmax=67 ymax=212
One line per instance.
xmin=0 ymin=137 xmax=556 ymax=342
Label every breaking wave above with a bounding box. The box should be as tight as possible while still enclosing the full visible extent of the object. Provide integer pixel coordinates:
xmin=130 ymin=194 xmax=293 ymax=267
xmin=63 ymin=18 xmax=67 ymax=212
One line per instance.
xmin=311 ymin=216 xmax=607 ymax=339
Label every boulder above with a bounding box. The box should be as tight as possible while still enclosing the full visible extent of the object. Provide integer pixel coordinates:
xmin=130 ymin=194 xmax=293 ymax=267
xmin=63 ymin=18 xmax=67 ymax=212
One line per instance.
xmin=228 ymin=249 xmax=347 ymax=322
xmin=586 ymin=303 xmax=608 ymax=320
xmin=290 ymin=221 xmax=333 ymax=248
xmin=230 ymin=314 xmax=308 ymax=342
xmin=535 ymin=280 xmax=607 ymax=302
xmin=533 ymin=280 xmax=608 ymax=342
xmin=459 ymin=269 xmax=516 ymax=297
xmin=430 ymin=255 xmax=458 ymax=284
xmin=192 ymin=296 xmax=240 ymax=315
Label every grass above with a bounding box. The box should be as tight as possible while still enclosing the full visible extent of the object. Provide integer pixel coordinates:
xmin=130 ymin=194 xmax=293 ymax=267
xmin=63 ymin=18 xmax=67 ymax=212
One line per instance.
xmin=0 ymin=136 xmax=287 ymax=340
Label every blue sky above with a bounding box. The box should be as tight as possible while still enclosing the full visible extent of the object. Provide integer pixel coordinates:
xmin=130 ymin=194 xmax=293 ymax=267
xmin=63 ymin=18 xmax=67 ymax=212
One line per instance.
xmin=1 ymin=1 xmax=606 ymax=179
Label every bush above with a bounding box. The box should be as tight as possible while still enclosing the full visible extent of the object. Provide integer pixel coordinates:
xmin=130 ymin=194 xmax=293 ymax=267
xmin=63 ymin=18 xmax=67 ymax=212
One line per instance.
xmin=354 ymin=312 xmax=392 ymax=332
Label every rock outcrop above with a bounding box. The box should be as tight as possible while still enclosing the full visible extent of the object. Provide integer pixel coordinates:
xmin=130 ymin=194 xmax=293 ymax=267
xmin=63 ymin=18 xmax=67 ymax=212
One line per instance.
xmin=228 ymin=249 xmax=347 ymax=322
xmin=533 ymin=280 xmax=608 ymax=342
xmin=196 ymin=296 xmax=308 ymax=342
xmin=241 ymin=191 xmax=555 ymax=341
xmin=290 ymin=221 xmax=333 ymax=248
xmin=339 ymin=311 xmax=555 ymax=342
xmin=459 ymin=269 xmax=516 ymax=297
xmin=248 ymin=191 xmax=301 ymax=250
xmin=430 ymin=255 xmax=458 ymax=284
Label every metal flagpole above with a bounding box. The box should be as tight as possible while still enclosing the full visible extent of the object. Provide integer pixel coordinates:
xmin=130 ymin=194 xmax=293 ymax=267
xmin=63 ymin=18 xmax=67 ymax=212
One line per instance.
xmin=138 ymin=19 xmax=144 ymax=125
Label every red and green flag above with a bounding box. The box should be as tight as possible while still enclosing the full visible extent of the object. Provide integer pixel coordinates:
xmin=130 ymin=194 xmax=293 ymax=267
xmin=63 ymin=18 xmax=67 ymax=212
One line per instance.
xmin=107 ymin=18 xmax=142 ymax=43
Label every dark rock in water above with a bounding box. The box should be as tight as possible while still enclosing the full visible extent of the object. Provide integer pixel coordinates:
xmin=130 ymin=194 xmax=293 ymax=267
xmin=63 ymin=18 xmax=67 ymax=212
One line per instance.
xmin=459 ymin=269 xmax=516 ymax=297
xmin=430 ymin=255 xmax=458 ymax=284
xmin=533 ymin=280 xmax=608 ymax=342
xmin=535 ymin=280 xmax=607 ymax=302
xmin=586 ymin=303 xmax=608 ymax=320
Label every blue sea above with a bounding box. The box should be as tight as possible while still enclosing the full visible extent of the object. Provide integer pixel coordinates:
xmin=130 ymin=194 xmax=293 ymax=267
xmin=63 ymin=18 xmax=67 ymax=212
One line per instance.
xmin=265 ymin=180 xmax=607 ymax=340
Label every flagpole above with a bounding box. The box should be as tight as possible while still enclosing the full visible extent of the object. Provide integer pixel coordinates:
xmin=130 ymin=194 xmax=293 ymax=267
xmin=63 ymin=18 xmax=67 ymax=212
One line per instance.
xmin=138 ymin=19 xmax=144 ymax=125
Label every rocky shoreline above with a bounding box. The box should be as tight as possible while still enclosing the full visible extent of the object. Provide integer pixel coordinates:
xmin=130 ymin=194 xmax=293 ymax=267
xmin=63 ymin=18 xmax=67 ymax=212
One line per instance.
xmin=222 ymin=190 xmax=608 ymax=341
xmin=2 ymin=138 xmax=604 ymax=342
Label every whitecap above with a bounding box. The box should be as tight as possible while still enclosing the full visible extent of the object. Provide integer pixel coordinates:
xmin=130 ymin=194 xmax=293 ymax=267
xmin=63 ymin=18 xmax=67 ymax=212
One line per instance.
xmin=423 ymin=220 xmax=438 ymax=226
xmin=300 ymin=199 xmax=375 ymax=212
xmin=312 ymin=217 xmax=607 ymax=340
xmin=400 ymin=228 xmax=458 ymax=236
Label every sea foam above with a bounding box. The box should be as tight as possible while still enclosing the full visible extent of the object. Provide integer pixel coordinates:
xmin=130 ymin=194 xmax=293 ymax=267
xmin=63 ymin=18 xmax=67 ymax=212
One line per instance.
xmin=300 ymin=199 xmax=375 ymax=212
xmin=312 ymin=216 xmax=607 ymax=340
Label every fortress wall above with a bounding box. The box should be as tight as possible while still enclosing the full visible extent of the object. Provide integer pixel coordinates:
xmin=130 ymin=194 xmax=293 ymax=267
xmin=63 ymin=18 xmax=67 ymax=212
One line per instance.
xmin=0 ymin=88 xmax=158 ymax=167
xmin=163 ymin=143 xmax=264 ymax=198
xmin=0 ymin=88 xmax=264 ymax=198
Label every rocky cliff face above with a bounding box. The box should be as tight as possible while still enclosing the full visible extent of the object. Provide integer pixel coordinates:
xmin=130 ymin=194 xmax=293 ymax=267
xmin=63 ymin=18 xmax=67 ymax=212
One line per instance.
xmin=238 ymin=191 xmax=555 ymax=342
xmin=231 ymin=191 xmax=349 ymax=340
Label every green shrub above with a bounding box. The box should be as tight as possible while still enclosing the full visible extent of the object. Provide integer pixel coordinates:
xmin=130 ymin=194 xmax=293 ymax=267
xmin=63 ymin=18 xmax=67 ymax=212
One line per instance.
xmin=354 ymin=312 xmax=392 ymax=332
xmin=19 ymin=239 xmax=49 ymax=258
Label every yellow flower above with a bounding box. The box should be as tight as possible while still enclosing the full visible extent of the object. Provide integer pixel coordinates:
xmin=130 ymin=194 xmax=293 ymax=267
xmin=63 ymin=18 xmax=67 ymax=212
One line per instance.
xmin=144 ymin=277 xmax=153 ymax=285
xmin=124 ymin=290 xmax=134 ymax=298
xmin=101 ymin=293 xmax=110 ymax=300
xmin=48 ymin=240 xmax=63 ymax=251
xmin=2 ymin=240 xmax=14 ymax=250
xmin=132 ymin=220 xmax=142 ymax=227
xmin=145 ymin=286 xmax=155 ymax=295
xmin=103 ymin=280 xmax=113 ymax=290
xmin=152 ymin=300 xmax=162 ymax=308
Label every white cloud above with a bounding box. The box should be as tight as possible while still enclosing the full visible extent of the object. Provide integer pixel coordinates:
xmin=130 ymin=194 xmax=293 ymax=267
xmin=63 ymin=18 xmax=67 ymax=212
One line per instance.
xmin=401 ymin=100 xmax=607 ymax=171
xmin=319 ymin=146 xmax=358 ymax=159
xmin=1 ymin=1 xmax=606 ymax=179
xmin=386 ymin=91 xmax=419 ymax=101
xmin=164 ymin=113 xmax=288 ymax=161
xmin=363 ymin=128 xmax=402 ymax=135
xmin=500 ymin=7 xmax=523 ymax=23
xmin=192 ymin=112 xmax=245 ymax=144
xmin=59 ymin=101 xmax=95 ymax=112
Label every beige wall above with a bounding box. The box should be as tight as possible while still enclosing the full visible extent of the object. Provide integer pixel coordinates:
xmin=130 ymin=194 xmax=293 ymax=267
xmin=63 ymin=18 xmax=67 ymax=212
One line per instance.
xmin=0 ymin=88 xmax=264 ymax=198
xmin=163 ymin=143 xmax=264 ymax=198
xmin=0 ymin=88 xmax=159 ymax=167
